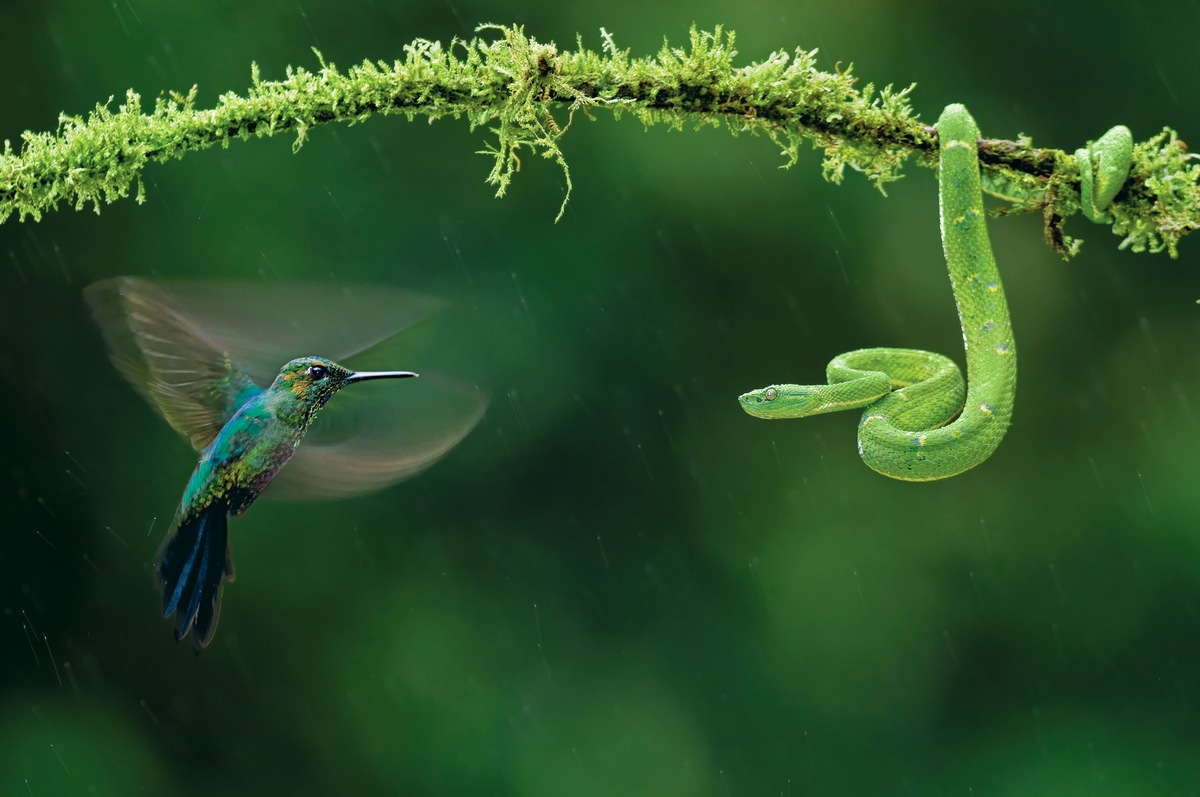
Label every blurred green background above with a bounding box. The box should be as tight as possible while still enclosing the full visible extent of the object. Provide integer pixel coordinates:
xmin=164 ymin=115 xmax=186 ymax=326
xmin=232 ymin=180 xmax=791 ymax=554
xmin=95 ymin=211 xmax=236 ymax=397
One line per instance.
xmin=3 ymin=1 xmax=1199 ymax=794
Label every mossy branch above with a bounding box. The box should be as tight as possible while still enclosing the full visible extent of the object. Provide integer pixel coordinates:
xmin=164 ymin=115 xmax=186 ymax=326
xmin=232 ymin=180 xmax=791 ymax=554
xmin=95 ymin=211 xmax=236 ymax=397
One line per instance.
xmin=2 ymin=24 xmax=1197 ymax=257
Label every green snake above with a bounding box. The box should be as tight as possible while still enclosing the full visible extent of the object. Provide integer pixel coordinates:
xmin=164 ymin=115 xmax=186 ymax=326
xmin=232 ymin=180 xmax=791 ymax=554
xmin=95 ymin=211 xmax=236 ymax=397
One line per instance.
xmin=738 ymin=104 xmax=1132 ymax=481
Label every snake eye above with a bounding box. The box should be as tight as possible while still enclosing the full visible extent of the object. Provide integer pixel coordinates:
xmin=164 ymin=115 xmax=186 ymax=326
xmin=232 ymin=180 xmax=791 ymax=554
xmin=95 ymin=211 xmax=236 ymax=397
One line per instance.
xmin=764 ymin=388 xmax=778 ymax=401
xmin=306 ymin=364 xmax=327 ymax=380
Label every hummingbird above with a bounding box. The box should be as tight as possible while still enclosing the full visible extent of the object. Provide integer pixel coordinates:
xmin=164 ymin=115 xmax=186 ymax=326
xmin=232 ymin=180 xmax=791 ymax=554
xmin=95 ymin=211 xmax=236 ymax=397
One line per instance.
xmin=85 ymin=277 xmax=486 ymax=650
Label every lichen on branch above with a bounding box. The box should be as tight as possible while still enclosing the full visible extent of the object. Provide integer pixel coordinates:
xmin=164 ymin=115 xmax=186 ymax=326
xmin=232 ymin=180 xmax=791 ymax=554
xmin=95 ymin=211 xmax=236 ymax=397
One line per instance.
xmin=1 ymin=24 xmax=1197 ymax=256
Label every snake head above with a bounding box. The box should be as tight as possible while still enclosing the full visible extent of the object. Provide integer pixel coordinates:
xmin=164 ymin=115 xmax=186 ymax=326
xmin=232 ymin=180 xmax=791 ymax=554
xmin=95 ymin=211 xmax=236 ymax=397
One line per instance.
xmin=738 ymin=384 xmax=816 ymax=419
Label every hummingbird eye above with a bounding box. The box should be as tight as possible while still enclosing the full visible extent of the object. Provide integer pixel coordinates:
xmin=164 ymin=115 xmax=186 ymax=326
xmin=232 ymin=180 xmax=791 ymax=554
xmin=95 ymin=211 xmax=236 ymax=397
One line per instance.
xmin=306 ymin=364 xmax=327 ymax=380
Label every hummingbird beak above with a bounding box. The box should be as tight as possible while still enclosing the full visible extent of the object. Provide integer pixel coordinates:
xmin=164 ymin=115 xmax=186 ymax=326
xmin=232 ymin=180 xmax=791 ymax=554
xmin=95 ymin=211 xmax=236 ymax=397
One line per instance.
xmin=343 ymin=370 xmax=419 ymax=385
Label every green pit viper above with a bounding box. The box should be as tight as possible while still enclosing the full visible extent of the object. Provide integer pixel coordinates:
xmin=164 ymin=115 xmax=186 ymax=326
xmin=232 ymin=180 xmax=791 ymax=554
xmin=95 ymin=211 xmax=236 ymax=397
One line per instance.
xmin=738 ymin=104 xmax=1132 ymax=481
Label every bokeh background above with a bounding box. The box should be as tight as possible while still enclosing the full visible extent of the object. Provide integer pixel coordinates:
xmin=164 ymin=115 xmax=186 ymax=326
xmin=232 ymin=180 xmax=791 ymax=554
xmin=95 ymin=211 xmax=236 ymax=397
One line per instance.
xmin=3 ymin=1 xmax=1199 ymax=794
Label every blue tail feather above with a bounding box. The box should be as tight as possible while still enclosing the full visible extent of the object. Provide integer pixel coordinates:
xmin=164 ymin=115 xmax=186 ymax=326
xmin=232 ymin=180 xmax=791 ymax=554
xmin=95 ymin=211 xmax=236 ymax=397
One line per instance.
xmin=155 ymin=503 xmax=233 ymax=651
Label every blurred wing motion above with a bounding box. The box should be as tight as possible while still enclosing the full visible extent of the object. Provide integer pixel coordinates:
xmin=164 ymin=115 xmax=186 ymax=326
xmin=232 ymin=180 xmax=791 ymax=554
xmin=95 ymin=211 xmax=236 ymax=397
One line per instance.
xmin=87 ymin=276 xmax=486 ymax=494
xmin=108 ymin=277 xmax=447 ymax=385
xmin=270 ymin=372 xmax=488 ymax=499
xmin=85 ymin=277 xmax=262 ymax=450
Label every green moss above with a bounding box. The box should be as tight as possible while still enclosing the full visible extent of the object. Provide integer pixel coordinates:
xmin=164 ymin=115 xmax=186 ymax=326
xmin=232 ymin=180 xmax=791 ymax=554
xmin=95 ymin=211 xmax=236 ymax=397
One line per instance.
xmin=2 ymin=24 xmax=1197 ymax=257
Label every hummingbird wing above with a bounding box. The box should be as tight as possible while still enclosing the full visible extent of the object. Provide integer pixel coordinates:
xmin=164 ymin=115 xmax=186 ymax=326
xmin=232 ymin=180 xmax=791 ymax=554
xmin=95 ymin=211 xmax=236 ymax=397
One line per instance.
xmin=115 ymin=278 xmax=447 ymax=386
xmin=85 ymin=277 xmax=263 ymax=450
xmin=88 ymin=276 xmax=484 ymax=495
xmin=268 ymin=371 xmax=488 ymax=499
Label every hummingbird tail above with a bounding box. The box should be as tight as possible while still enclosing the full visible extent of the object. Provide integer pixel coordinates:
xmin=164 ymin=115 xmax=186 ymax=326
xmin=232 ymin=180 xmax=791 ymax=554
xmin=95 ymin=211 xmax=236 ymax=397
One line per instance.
xmin=156 ymin=503 xmax=234 ymax=651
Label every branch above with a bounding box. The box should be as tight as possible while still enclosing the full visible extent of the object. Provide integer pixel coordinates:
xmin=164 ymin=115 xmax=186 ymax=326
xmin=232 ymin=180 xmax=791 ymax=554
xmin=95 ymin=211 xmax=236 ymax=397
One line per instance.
xmin=2 ymin=25 xmax=1196 ymax=256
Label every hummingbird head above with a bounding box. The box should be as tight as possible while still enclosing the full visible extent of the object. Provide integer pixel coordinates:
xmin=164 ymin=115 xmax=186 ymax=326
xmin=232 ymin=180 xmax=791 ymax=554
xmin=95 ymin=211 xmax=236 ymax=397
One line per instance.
xmin=272 ymin=357 xmax=355 ymax=409
xmin=270 ymin=356 xmax=419 ymax=426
